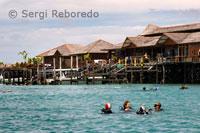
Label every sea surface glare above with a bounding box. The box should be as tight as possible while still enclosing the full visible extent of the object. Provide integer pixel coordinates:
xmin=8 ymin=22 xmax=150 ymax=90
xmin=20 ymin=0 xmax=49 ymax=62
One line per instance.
xmin=0 ymin=84 xmax=200 ymax=132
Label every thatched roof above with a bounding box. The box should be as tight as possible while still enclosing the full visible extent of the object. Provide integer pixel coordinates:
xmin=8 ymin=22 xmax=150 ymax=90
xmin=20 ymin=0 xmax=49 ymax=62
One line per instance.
xmin=123 ymin=36 xmax=160 ymax=48
xmin=71 ymin=39 xmax=114 ymax=55
xmin=141 ymin=23 xmax=200 ymax=36
xmin=37 ymin=44 xmax=83 ymax=57
xmin=101 ymin=42 xmax=123 ymax=51
xmin=158 ymin=32 xmax=200 ymax=45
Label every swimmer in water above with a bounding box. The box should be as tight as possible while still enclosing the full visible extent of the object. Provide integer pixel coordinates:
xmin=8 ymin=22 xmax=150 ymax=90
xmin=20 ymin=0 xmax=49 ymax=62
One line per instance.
xmin=179 ymin=85 xmax=188 ymax=90
xmin=154 ymin=102 xmax=164 ymax=111
xmin=101 ymin=103 xmax=112 ymax=114
xmin=123 ymin=101 xmax=132 ymax=111
xmin=150 ymin=87 xmax=159 ymax=91
xmin=143 ymin=87 xmax=146 ymax=91
xmin=136 ymin=104 xmax=151 ymax=115
xmin=2 ymin=90 xmax=12 ymax=93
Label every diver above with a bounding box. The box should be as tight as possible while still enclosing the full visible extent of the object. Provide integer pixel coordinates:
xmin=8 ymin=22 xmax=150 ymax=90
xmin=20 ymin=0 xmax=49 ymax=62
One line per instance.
xmin=154 ymin=102 xmax=164 ymax=111
xmin=123 ymin=101 xmax=132 ymax=111
xmin=136 ymin=104 xmax=152 ymax=115
xmin=101 ymin=103 xmax=112 ymax=114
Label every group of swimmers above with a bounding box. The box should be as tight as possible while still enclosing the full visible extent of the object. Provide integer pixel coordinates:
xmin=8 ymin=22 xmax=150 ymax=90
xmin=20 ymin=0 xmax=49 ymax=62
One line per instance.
xmin=101 ymin=101 xmax=163 ymax=115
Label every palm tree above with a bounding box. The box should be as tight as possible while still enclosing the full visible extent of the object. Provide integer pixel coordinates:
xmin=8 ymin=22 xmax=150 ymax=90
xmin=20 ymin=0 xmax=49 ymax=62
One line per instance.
xmin=36 ymin=56 xmax=43 ymax=64
xmin=18 ymin=51 xmax=28 ymax=62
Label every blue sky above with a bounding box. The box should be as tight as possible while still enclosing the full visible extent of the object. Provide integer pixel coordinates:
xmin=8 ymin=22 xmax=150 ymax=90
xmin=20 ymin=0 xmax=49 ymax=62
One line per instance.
xmin=1 ymin=0 xmax=200 ymax=63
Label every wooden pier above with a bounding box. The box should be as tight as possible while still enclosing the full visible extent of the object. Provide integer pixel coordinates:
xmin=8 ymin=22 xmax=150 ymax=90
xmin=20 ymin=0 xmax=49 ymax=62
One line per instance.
xmin=2 ymin=61 xmax=200 ymax=85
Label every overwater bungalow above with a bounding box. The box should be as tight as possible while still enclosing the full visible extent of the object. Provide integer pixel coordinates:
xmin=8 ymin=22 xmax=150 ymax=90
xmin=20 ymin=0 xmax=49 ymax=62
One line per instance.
xmin=37 ymin=43 xmax=83 ymax=69
xmin=70 ymin=39 xmax=114 ymax=68
xmin=120 ymin=23 xmax=200 ymax=64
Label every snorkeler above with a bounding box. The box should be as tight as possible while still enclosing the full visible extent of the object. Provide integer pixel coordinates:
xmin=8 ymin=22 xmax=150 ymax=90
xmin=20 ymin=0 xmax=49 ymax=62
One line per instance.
xmin=154 ymin=102 xmax=164 ymax=111
xmin=136 ymin=104 xmax=147 ymax=114
xmin=101 ymin=103 xmax=112 ymax=114
xmin=123 ymin=101 xmax=132 ymax=111
xmin=136 ymin=104 xmax=152 ymax=115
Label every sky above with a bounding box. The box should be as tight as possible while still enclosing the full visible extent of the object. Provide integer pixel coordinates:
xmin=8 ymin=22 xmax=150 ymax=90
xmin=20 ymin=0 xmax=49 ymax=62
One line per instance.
xmin=1 ymin=0 xmax=200 ymax=63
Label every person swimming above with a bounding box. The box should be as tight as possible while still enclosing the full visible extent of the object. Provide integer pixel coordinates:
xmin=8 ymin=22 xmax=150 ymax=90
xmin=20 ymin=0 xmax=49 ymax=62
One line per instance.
xmin=149 ymin=87 xmax=159 ymax=91
xmin=136 ymin=104 xmax=152 ymax=115
xmin=123 ymin=101 xmax=132 ymax=111
xmin=101 ymin=103 xmax=112 ymax=114
xmin=154 ymin=102 xmax=164 ymax=111
xmin=142 ymin=87 xmax=146 ymax=91
xmin=179 ymin=85 xmax=188 ymax=90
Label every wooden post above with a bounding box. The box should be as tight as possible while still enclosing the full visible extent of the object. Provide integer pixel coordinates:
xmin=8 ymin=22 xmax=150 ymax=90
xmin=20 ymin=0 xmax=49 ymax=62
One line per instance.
xmin=53 ymin=57 xmax=56 ymax=79
xmin=17 ymin=70 xmax=20 ymax=84
xmin=3 ymin=70 xmax=5 ymax=84
xmin=70 ymin=56 xmax=73 ymax=84
xmin=76 ymin=56 xmax=78 ymax=69
xmin=13 ymin=70 xmax=15 ymax=84
xmin=140 ymin=57 xmax=143 ymax=83
xmin=86 ymin=59 xmax=88 ymax=81
xmin=59 ymin=57 xmax=62 ymax=81
xmin=184 ymin=63 xmax=186 ymax=83
xmin=71 ymin=56 xmax=73 ymax=69
xmin=8 ymin=70 xmax=11 ymax=84
xmin=23 ymin=69 xmax=25 ymax=84
xmin=156 ymin=63 xmax=158 ymax=84
xmin=162 ymin=65 xmax=165 ymax=84
xmin=92 ymin=60 xmax=95 ymax=84
xmin=177 ymin=45 xmax=179 ymax=62
xmin=30 ymin=69 xmax=33 ymax=85
xmin=109 ymin=58 xmax=111 ymax=84
xmin=37 ymin=63 xmax=40 ymax=84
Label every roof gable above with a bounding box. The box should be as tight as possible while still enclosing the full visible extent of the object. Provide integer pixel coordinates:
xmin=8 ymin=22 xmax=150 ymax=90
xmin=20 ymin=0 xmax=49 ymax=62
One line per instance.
xmin=141 ymin=22 xmax=200 ymax=36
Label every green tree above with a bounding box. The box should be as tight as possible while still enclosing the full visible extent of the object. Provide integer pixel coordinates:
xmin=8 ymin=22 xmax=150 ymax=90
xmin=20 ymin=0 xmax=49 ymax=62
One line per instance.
xmin=28 ymin=58 xmax=32 ymax=64
xmin=32 ymin=57 xmax=37 ymax=65
xmin=0 ymin=62 xmax=4 ymax=65
xmin=16 ymin=62 xmax=20 ymax=67
xmin=18 ymin=51 xmax=28 ymax=62
xmin=36 ymin=56 xmax=43 ymax=64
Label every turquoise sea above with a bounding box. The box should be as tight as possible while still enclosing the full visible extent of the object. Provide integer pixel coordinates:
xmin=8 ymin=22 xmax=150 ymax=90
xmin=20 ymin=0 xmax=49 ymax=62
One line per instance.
xmin=0 ymin=84 xmax=200 ymax=132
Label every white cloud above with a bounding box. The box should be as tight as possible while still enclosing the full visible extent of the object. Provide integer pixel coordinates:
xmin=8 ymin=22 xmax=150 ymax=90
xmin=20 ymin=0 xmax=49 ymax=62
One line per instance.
xmin=1 ymin=0 xmax=200 ymax=20
xmin=0 ymin=25 xmax=145 ymax=63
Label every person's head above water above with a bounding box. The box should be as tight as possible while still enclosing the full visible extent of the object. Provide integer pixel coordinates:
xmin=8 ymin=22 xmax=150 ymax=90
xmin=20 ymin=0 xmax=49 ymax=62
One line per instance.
xmin=123 ymin=101 xmax=131 ymax=111
xmin=143 ymin=87 xmax=146 ymax=90
xmin=101 ymin=103 xmax=112 ymax=114
xmin=105 ymin=103 xmax=112 ymax=110
xmin=154 ymin=102 xmax=162 ymax=111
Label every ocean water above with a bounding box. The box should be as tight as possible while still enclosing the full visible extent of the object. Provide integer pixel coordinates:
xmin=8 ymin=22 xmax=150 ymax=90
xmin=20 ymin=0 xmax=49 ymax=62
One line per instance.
xmin=0 ymin=84 xmax=200 ymax=133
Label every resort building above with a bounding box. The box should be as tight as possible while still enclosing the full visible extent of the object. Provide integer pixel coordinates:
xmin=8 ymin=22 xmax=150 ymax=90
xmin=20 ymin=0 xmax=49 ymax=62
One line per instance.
xmin=37 ymin=44 xmax=83 ymax=69
xmin=121 ymin=23 xmax=200 ymax=64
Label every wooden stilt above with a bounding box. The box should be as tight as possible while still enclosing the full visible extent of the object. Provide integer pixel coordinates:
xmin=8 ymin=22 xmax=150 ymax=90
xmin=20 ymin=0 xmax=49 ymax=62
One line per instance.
xmin=162 ymin=65 xmax=165 ymax=84
xmin=156 ymin=63 xmax=158 ymax=84
xmin=8 ymin=71 xmax=11 ymax=84
xmin=13 ymin=70 xmax=15 ymax=84
xmin=3 ymin=70 xmax=5 ymax=84
xmin=53 ymin=58 xmax=56 ymax=83
xmin=92 ymin=60 xmax=95 ymax=84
